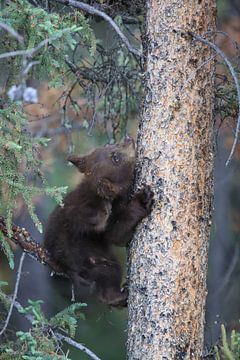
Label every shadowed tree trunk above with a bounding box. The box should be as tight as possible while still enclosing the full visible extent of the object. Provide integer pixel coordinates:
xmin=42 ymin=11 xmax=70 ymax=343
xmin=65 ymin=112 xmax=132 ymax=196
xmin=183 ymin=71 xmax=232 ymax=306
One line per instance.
xmin=127 ymin=1 xmax=216 ymax=359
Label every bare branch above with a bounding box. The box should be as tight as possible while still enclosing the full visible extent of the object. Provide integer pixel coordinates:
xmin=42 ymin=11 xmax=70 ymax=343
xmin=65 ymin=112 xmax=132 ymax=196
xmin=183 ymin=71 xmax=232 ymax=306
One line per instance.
xmin=190 ymin=32 xmax=240 ymax=166
xmin=54 ymin=0 xmax=141 ymax=57
xmin=0 ymin=49 xmax=29 ymax=60
xmin=181 ymin=54 xmax=216 ymax=90
xmin=0 ymin=22 xmax=24 ymax=45
xmin=0 ymin=252 xmax=26 ymax=336
xmin=56 ymin=333 xmax=102 ymax=360
xmin=23 ymin=61 xmax=40 ymax=76
xmin=12 ymin=299 xmax=102 ymax=360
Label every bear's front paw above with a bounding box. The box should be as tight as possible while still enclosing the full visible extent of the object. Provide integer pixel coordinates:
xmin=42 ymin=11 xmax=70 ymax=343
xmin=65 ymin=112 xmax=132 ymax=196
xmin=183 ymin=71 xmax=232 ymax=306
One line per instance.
xmin=135 ymin=185 xmax=154 ymax=215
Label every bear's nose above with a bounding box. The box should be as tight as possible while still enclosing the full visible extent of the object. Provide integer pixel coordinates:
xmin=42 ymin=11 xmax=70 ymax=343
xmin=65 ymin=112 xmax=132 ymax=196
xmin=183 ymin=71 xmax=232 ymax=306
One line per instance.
xmin=124 ymin=134 xmax=135 ymax=148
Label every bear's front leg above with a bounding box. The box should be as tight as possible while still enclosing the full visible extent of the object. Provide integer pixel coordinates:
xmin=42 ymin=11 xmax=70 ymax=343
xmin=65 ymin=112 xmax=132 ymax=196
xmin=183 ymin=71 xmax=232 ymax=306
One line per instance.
xmin=105 ymin=185 xmax=154 ymax=246
xmin=130 ymin=185 xmax=154 ymax=221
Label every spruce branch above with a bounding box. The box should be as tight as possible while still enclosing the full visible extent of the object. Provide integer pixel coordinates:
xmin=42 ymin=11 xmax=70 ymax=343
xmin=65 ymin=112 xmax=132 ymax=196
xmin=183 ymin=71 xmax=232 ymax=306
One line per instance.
xmin=12 ymin=299 xmax=102 ymax=360
xmin=53 ymin=0 xmax=141 ymax=57
xmin=0 ymin=28 xmax=73 ymax=61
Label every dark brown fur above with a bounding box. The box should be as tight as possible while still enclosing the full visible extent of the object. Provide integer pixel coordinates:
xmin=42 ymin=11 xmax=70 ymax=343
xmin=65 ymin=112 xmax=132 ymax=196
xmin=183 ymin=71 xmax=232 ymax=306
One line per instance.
xmin=44 ymin=137 xmax=153 ymax=307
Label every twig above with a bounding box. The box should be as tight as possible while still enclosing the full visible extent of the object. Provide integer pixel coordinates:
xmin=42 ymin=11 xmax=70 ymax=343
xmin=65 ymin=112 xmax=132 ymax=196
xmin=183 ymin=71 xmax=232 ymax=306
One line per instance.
xmin=23 ymin=61 xmax=40 ymax=76
xmin=205 ymin=30 xmax=240 ymax=53
xmin=0 ymin=49 xmax=29 ymax=60
xmin=0 ymin=22 xmax=24 ymax=45
xmin=181 ymin=54 xmax=216 ymax=90
xmin=12 ymin=299 xmax=101 ymax=360
xmin=12 ymin=298 xmax=34 ymax=323
xmin=71 ymin=284 xmax=76 ymax=302
xmin=0 ymin=252 xmax=26 ymax=336
xmin=0 ymin=29 xmax=72 ymax=60
xmin=190 ymin=32 xmax=240 ymax=166
xmin=56 ymin=333 xmax=101 ymax=360
xmin=54 ymin=0 xmax=141 ymax=57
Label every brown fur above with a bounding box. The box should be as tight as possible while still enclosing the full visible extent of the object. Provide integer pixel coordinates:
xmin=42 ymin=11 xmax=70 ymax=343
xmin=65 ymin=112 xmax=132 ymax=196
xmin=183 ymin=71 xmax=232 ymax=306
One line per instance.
xmin=44 ymin=137 xmax=153 ymax=307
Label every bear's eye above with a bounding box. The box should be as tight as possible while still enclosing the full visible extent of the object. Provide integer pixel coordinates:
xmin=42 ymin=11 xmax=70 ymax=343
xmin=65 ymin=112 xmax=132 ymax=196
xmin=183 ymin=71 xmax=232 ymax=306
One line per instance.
xmin=111 ymin=152 xmax=121 ymax=164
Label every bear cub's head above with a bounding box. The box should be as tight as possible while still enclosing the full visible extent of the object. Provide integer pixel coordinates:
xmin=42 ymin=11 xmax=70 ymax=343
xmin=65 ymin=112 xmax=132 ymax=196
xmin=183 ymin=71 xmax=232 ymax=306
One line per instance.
xmin=68 ymin=136 xmax=136 ymax=200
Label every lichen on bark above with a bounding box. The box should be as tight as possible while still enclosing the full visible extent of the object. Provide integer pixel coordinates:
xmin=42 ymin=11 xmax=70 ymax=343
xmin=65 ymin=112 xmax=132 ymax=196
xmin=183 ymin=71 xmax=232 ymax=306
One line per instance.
xmin=127 ymin=1 xmax=216 ymax=359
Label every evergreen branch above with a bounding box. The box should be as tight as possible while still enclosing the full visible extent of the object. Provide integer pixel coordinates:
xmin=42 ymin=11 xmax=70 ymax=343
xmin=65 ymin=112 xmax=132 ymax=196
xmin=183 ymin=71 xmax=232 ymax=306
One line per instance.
xmin=12 ymin=299 xmax=102 ymax=360
xmin=0 ymin=216 xmax=63 ymax=274
xmin=0 ymin=252 xmax=26 ymax=336
xmin=12 ymin=298 xmax=34 ymax=322
xmin=53 ymin=0 xmax=141 ymax=57
xmin=0 ymin=29 xmax=72 ymax=60
xmin=189 ymin=32 xmax=240 ymax=167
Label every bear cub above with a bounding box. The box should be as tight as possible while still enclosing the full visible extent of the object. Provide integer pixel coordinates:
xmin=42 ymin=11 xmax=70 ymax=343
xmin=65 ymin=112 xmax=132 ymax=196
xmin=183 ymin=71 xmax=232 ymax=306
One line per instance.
xmin=44 ymin=136 xmax=153 ymax=307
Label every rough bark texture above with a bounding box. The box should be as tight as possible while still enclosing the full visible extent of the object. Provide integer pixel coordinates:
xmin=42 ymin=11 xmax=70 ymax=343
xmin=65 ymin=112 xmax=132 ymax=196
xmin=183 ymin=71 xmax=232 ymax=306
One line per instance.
xmin=127 ymin=1 xmax=216 ymax=359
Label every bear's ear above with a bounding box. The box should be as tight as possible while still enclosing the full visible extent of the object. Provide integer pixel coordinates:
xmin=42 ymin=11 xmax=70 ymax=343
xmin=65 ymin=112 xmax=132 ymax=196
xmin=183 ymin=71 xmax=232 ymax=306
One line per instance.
xmin=67 ymin=155 xmax=87 ymax=173
xmin=97 ymin=178 xmax=121 ymax=199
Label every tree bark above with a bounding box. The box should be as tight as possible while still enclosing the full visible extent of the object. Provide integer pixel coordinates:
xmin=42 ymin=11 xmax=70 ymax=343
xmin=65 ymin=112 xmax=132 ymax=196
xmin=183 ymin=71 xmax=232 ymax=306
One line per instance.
xmin=127 ymin=1 xmax=216 ymax=359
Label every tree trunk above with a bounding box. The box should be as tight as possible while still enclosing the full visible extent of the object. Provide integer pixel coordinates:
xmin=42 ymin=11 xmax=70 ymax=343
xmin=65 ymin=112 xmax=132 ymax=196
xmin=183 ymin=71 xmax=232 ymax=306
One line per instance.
xmin=127 ymin=1 xmax=216 ymax=359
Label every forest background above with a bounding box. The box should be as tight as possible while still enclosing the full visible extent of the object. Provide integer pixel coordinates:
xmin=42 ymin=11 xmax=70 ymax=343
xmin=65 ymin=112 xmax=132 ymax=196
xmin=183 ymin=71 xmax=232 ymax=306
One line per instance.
xmin=0 ymin=0 xmax=240 ymax=359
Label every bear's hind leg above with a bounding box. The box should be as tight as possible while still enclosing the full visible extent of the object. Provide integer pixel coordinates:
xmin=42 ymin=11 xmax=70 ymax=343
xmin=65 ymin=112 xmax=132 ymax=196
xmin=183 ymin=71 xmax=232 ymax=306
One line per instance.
xmin=86 ymin=255 xmax=127 ymax=307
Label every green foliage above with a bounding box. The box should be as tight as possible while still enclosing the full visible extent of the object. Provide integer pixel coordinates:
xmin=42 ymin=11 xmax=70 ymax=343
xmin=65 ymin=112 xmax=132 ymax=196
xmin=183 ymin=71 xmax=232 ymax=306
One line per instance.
xmin=215 ymin=83 xmax=238 ymax=123
xmin=18 ymin=299 xmax=47 ymax=326
xmin=0 ymin=102 xmax=68 ymax=265
xmin=0 ymin=0 xmax=98 ymax=357
xmin=0 ymin=1 xmax=131 ymax=359
xmin=215 ymin=324 xmax=240 ymax=360
xmin=0 ymin=0 xmax=96 ymax=268
xmin=0 ymin=0 xmax=96 ymax=87
xmin=0 ymin=299 xmax=86 ymax=359
xmin=0 ymin=281 xmax=10 ymax=311
xmin=0 ymin=330 xmax=69 ymax=360
xmin=49 ymin=302 xmax=87 ymax=338
xmin=0 ymin=232 xmax=14 ymax=270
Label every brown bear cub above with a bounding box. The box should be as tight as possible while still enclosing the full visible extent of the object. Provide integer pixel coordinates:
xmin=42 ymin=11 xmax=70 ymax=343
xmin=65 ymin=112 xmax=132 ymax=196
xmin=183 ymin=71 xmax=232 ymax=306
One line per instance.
xmin=44 ymin=136 xmax=153 ymax=307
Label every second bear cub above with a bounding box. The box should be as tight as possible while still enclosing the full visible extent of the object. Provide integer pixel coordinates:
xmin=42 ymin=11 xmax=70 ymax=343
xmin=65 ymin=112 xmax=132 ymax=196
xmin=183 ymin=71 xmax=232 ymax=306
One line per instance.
xmin=44 ymin=136 xmax=153 ymax=307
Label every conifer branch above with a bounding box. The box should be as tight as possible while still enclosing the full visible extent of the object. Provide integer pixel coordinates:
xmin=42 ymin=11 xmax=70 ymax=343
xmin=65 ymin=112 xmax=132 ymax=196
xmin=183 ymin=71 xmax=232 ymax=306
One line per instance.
xmin=53 ymin=0 xmax=141 ymax=57
xmin=0 ymin=216 xmax=63 ymax=274
xmin=0 ymin=29 xmax=72 ymax=61
xmin=12 ymin=299 xmax=102 ymax=360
